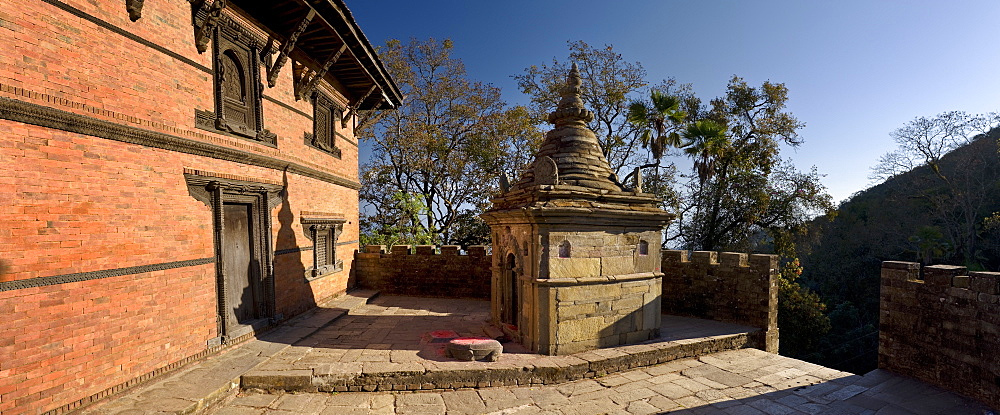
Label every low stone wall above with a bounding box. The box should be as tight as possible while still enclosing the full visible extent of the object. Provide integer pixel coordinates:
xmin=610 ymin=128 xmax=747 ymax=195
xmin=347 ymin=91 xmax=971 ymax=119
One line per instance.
xmin=879 ymin=262 xmax=999 ymax=409
xmin=536 ymin=273 xmax=662 ymax=355
xmin=660 ymin=250 xmax=779 ymax=352
xmin=354 ymin=245 xmax=491 ymax=299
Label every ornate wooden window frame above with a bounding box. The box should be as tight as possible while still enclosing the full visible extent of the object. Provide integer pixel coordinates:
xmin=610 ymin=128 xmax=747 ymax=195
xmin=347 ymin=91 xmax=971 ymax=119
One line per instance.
xmin=192 ymin=3 xmax=277 ymax=146
xmin=185 ymin=173 xmax=283 ymax=343
xmin=300 ymin=215 xmax=345 ymax=281
xmin=306 ymin=91 xmax=343 ymax=158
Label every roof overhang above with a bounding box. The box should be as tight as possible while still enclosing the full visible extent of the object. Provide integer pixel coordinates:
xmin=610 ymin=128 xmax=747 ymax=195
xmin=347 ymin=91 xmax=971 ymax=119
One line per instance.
xmin=227 ymin=0 xmax=402 ymax=111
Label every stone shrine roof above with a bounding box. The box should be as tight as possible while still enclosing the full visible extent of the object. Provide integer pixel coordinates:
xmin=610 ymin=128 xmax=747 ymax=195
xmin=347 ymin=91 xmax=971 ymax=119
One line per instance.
xmin=488 ymin=64 xmax=673 ymax=222
xmin=510 ymin=63 xmax=621 ymax=192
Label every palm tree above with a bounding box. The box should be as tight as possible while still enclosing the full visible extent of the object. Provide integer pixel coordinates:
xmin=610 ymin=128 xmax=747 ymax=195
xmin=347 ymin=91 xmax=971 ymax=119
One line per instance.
xmin=627 ymin=90 xmax=687 ymax=160
xmin=682 ymin=119 xmax=729 ymax=184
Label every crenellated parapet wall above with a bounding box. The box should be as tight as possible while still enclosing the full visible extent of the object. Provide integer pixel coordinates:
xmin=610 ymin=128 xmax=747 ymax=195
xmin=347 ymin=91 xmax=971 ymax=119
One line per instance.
xmin=660 ymin=250 xmax=779 ymax=353
xmin=879 ymin=261 xmax=1000 ymax=409
xmin=354 ymin=245 xmax=491 ymax=299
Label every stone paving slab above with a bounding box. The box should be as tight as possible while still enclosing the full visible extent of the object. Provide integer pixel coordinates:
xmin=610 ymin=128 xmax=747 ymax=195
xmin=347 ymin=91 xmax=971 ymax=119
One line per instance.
xmin=76 ymin=290 xmax=381 ymax=415
xmin=240 ymin=296 xmax=763 ymax=393
xmin=210 ymin=348 xmax=996 ymax=415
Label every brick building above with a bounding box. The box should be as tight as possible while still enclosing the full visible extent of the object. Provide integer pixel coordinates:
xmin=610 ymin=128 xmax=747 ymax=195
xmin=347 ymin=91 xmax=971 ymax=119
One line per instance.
xmin=0 ymin=0 xmax=400 ymax=413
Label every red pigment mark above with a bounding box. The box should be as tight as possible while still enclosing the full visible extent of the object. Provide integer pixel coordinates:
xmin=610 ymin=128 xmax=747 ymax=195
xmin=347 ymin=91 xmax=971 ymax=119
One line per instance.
xmin=449 ymin=337 xmax=495 ymax=346
xmin=429 ymin=330 xmax=459 ymax=339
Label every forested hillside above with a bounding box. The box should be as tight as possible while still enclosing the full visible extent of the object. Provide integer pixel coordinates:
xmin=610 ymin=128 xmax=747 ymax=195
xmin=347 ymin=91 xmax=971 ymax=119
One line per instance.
xmin=796 ymin=126 xmax=1000 ymax=373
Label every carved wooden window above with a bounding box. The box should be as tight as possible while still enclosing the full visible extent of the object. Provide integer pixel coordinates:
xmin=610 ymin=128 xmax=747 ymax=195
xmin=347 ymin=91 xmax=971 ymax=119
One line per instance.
xmin=309 ymin=93 xmax=342 ymax=158
xmin=194 ymin=17 xmax=277 ymax=145
xmin=301 ymin=217 xmax=345 ymax=280
xmin=221 ymin=50 xmax=254 ymax=135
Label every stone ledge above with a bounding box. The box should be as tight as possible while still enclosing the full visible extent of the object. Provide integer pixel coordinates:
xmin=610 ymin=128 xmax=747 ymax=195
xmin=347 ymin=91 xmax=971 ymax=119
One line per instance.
xmin=241 ymin=326 xmax=762 ymax=393
xmin=536 ymin=272 xmax=662 ymax=286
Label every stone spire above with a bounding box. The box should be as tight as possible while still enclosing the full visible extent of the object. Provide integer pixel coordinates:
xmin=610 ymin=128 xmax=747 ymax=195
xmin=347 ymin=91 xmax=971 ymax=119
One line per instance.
xmin=512 ymin=63 xmax=622 ymax=192
xmin=547 ymin=62 xmax=594 ymax=126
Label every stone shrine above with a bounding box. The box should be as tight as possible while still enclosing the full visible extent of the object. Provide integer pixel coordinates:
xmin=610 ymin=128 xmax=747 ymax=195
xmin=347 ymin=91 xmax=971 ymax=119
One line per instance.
xmin=481 ymin=64 xmax=675 ymax=355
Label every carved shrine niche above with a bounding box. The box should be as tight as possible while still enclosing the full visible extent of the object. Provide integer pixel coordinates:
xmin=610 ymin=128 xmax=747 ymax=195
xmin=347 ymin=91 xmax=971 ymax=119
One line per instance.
xmin=534 ymin=156 xmax=559 ymax=185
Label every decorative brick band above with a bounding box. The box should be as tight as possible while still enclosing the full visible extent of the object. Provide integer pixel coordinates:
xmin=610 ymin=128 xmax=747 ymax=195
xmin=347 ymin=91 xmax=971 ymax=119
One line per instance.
xmin=0 ymin=258 xmax=215 ymax=292
xmin=0 ymin=95 xmax=362 ymax=190
xmin=275 ymin=246 xmax=314 ymax=256
xmin=39 ymin=0 xmax=213 ymax=74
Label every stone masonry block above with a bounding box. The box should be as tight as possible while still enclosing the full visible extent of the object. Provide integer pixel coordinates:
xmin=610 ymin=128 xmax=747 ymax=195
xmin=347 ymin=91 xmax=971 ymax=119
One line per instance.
xmin=391 ymin=245 xmax=411 ymax=255
xmin=952 ymin=275 xmax=970 ymax=289
xmin=749 ymin=254 xmax=777 ymax=271
xmin=364 ymin=245 xmax=386 ymax=254
xmin=969 ymin=272 xmax=1000 ymax=295
xmin=601 ymin=256 xmax=634 ymax=276
xmin=690 ymin=251 xmax=718 ymax=265
xmin=556 ymin=316 xmax=607 ymax=343
xmin=467 ymin=245 xmax=487 ymax=256
xmin=661 ymin=249 xmax=688 ymax=264
xmin=556 ymin=283 xmax=621 ymax=302
xmin=719 ymin=252 xmax=748 ymax=268
xmin=440 ymin=245 xmax=460 ymax=255
xmin=415 ymin=245 xmax=435 ymax=255
xmin=550 ymin=257 xmax=600 ymax=279
xmin=923 ymin=265 xmax=967 ymax=287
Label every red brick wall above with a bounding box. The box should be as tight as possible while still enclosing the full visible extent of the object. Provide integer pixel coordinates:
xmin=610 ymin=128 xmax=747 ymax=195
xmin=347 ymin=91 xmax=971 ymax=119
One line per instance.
xmin=0 ymin=0 xmax=365 ymax=412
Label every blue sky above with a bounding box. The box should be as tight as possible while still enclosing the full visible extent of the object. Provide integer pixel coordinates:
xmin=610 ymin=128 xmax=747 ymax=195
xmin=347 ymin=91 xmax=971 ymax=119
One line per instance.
xmin=350 ymin=1 xmax=1000 ymax=203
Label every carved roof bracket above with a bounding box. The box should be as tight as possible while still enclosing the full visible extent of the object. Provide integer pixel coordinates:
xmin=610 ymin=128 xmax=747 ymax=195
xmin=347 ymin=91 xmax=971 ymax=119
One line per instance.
xmin=266 ymin=8 xmax=316 ymax=88
xmin=342 ymin=84 xmax=377 ymax=128
xmin=126 ymin=0 xmax=145 ymax=21
xmin=295 ymin=43 xmax=347 ymax=101
xmin=192 ymin=0 xmax=227 ymax=54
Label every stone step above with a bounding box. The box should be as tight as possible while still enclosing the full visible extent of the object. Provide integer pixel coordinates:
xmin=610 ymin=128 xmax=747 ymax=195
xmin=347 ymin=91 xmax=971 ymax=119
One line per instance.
xmin=240 ymin=316 xmax=764 ymax=394
xmin=77 ymin=289 xmax=380 ymax=415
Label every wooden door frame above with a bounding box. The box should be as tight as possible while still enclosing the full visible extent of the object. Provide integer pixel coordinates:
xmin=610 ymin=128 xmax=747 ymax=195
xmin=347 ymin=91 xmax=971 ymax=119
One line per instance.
xmin=186 ymin=174 xmax=282 ymax=344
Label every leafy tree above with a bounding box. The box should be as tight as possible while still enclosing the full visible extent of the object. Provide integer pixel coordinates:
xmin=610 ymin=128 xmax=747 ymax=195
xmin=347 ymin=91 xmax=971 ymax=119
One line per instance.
xmin=627 ymin=90 xmax=687 ymax=163
xmin=870 ymin=111 xmax=1000 ymax=265
xmin=359 ymin=192 xmax=435 ymax=247
xmin=359 ymin=38 xmax=542 ymax=244
xmin=870 ymin=111 xmax=997 ymax=183
xmin=677 ymin=77 xmax=834 ymax=253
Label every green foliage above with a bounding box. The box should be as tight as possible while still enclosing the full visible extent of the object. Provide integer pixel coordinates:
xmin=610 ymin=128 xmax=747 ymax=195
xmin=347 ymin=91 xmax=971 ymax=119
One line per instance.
xmin=360 ymin=192 xmax=436 ymax=247
xmin=359 ymin=38 xmax=543 ymax=244
xmin=676 ymin=77 xmax=834 ymax=253
xmin=797 ymin=122 xmax=1000 ymax=373
xmin=777 ymin=257 xmax=831 ymax=358
xmin=627 ymin=90 xmax=687 ymax=161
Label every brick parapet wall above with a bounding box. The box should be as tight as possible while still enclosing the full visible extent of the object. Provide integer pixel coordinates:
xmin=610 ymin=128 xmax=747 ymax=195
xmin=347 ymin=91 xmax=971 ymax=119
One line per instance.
xmin=660 ymin=250 xmax=779 ymax=352
xmin=354 ymin=245 xmax=491 ymax=299
xmin=879 ymin=261 xmax=999 ymax=409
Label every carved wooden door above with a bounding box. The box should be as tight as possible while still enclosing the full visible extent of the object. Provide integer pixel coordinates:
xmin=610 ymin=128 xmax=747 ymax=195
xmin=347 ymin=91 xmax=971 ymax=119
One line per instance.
xmin=223 ymin=203 xmax=257 ymax=326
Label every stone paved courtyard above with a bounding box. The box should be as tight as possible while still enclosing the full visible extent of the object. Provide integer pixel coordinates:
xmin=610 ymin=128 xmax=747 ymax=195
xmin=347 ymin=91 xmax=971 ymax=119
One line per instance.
xmin=212 ymin=348 xmax=991 ymax=415
xmin=79 ymin=293 xmax=995 ymax=415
